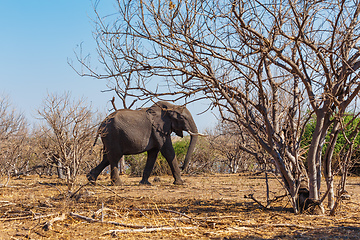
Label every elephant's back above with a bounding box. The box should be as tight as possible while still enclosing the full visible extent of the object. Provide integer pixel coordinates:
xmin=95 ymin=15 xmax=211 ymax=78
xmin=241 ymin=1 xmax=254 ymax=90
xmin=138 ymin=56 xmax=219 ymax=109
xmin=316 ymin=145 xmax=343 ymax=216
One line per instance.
xmin=100 ymin=109 xmax=153 ymax=154
xmin=112 ymin=109 xmax=150 ymax=128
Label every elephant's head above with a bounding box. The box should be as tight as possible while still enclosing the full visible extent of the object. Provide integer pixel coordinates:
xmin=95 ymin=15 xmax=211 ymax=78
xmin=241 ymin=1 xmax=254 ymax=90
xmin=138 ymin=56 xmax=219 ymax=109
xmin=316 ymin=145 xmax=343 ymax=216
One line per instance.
xmin=148 ymin=101 xmax=199 ymax=172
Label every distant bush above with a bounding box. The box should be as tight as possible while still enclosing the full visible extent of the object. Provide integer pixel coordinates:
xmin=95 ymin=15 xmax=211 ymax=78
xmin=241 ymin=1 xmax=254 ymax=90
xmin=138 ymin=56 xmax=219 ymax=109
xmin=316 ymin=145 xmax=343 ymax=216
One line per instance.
xmin=173 ymin=137 xmax=190 ymax=161
xmin=125 ymin=137 xmax=191 ymax=176
xmin=125 ymin=154 xmax=147 ymax=176
xmin=0 ymin=95 xmax=29 ymax=179
xmin=302 ymin=115 xmax=360 ymax=154
xmin=185 ymin=136 xmax=219 ymax=174
xmin=302 ymin=114 xmax=360 ymax=174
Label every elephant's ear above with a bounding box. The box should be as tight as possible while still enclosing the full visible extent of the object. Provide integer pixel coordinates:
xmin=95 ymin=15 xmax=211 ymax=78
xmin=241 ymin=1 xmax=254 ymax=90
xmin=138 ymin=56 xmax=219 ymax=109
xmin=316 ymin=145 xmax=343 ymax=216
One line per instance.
xmin=173 ymin=128 xmax=184 ymax=137
xmin=146 ymin=103 xmax=172 ymax=136
xmin=169 ymin=107 xmax=185 ymax=137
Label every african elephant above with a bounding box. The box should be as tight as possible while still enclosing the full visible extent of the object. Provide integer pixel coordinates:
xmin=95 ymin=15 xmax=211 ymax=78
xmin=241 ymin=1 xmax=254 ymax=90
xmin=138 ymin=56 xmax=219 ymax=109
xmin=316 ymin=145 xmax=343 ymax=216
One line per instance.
xmin=87 ymin=101 xmax=199 ymax=185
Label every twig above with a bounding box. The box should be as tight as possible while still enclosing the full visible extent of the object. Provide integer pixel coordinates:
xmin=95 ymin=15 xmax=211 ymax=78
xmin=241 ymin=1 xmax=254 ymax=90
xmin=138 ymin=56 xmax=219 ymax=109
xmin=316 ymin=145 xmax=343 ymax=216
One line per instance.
xmin=95 ymin=182 xmax=124 ymax=199
xmin=93 ymin=207 xmax=120 ymax=218
xmin=172 ymin=215 xmax=239 ymax=225
xmin=69 ymin=212 xmax=98 ymax=222
xmin=0 ymin=172 xmax=11 ymax=187
xmin=244 ymin=193 xmax=287 ymax=210
xmin=111 ymin=96 xmax=117 ymax=111
xmin=258 ymin=223 xmax=316 ymax=230
xmin=33 ymin=213 xmax=59 ymax=220
xmin=346 ymin=201 xmax=360 ymax=207
xmin=101 ymin=202 xmax=104 ymax=222
xmin=38 ymin=182 xmax=63 ymax=195
xmin=173 ymin=215 xmax=238 ymax=222
xmin=337 ymin=221 xmax=360 ymax=225
xmin=69 ymin=212 xmax=167 ymax=229
xmin=267 ymin=171 xmax=294 ymax=207
xmin=0 ymin=212 xmax=59 ymax=222
xmin=330 ymin=197 xmax=342 ymax=216
xmin=106 ymin=226 xmax=197 ymax=234
xmin=251 ymin=170 xmax=266 ymax=176
xmin=88 ymin=182 xmax=143 ymax=201
xmin=43 ymin=213 xmax=66 ymax=231
xmin=126 ymin=208 xmax=239 ymax=225
xmin=236 ymin=223 xmax=316 ymax=230
xmin=132 ymin=206 xmax=150 ymax=219
xmin=127 ymin=208 xmax=194 ymax=220
xmin=266 ymin=194 xmax=287 ymax=206
xmin=0 ymin=201 xmax=16 ymax=208
xmin=244 ymin=194 xmax=268 ymax=209
xmin=194 ymin=215 xmax=238 ymax=220
xmin=124 ymin=208 xmax=214 ymax=226
xmin=0 ymin=215 xmax=34 ymax=221
xmin=265 ymin=170 xmax=270 ymax=206
xmin=70 ymin=182 xmax=90 ymax=198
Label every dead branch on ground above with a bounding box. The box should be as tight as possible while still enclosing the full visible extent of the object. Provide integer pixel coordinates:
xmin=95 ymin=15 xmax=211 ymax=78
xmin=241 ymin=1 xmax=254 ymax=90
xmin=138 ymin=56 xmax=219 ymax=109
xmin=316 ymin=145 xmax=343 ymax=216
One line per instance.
xmin=69 ymin=182 xmax=90 ymax=198
xmin=106 ymin=226 xmax=198 ymax=235
xmin=94 ymin=182 xmax=122 ymax=196
xmin=124 ymin=208 xmax=195 ymax=221
xmin=244 ymin=194 xmax=268 ymax=209
xmin=0 ymin=212 xmax=59 ymax=222
xmin=92 ymin=206 xmax=121 ymax=219
xmin=43 ymin=213 xmax=66 ymax=231
xmin=0 ymin=172 xmax=11 ymax=187
xmin=69 ymin=212 xmax=167 ymax=229
xmin=38 ymin=182 xmax=63 ymax=195
xmin=233 ymin=223 xmax=316 ymax=230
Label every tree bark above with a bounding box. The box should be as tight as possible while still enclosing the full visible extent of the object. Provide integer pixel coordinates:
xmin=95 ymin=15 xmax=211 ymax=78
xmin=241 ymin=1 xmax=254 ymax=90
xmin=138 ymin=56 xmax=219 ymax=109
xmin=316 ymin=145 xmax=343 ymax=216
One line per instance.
xmin=57 ymin=161 xmax=65 ymax=179
xmin=306 ymin=112 xmax=325 ymax=201
xmin=119 ymin=156 xmax=125 ymax=175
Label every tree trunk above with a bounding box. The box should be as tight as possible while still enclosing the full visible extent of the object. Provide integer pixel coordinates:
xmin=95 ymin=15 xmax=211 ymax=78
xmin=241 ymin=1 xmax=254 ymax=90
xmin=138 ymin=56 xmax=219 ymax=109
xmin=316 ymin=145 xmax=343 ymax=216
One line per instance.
xmin=119 ymin=156 xmax=125 ymax=175
xmin=327 ymin=177 xmax=335 ymax=209
xmin=305 ymin=111 xmax=330 ymax=214
xmin=57 ymin=161 xmax=65 ymax=179
xmin=306 ymin=114 xmax=325 ymax=201
xmin=323 ymin=121 xmax=340 ymax=209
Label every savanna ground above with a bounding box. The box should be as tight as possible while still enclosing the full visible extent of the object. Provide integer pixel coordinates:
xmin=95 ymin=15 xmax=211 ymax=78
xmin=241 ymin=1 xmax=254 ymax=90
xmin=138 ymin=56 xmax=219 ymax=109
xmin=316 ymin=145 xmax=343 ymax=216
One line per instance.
xmin=1 ymin=173 xmax=360 ymax=239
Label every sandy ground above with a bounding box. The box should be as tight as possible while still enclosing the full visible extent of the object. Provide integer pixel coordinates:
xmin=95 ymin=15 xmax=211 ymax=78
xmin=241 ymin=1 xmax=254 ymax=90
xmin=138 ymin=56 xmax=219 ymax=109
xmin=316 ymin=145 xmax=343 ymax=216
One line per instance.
xmin=0 ymin=173 xmax=360 ymax=239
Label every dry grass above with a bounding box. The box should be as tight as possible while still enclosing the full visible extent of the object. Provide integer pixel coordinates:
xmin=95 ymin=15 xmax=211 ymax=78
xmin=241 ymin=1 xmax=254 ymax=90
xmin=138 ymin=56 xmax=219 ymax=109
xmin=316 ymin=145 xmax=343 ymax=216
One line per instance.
xmin=1 ymin=173 xmax=360 ymax=239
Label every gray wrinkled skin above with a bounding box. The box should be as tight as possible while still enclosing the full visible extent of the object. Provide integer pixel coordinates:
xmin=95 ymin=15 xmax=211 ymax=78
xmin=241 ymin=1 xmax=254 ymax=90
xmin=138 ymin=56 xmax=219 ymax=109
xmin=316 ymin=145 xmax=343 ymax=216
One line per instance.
xmin=87 ymin=101 xmax=198 ymax=186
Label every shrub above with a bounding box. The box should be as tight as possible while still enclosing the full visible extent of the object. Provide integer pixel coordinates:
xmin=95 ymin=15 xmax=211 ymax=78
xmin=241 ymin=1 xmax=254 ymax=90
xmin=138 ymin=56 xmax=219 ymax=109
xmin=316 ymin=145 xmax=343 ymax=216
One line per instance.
xmin=302 ymin=114 xmax=360 ymax=174
xmin=125 ymin=136 xmax=194 ymax=176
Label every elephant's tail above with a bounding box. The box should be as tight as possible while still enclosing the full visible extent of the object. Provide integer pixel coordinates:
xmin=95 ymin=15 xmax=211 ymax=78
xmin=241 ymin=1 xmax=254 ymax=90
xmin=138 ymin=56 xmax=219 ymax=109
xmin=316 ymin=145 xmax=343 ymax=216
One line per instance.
xmin=93 ymin=131 xmax=100 ymax=147
xmin=89 ymin=131 xmax=100 ymax=155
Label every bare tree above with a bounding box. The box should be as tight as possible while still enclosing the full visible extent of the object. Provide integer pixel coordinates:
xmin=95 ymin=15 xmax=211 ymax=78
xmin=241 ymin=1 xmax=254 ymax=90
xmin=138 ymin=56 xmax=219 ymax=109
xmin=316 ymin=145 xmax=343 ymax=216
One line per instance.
xmin=0 ymin=95 xmax=28 ymax=184
xmin=37 ymin=92 xmax=98 ymax=190
xmin=209 ymin=120 xmax=266 ymax=173
xmin=78 ymin=0 xmax=360 ymax=214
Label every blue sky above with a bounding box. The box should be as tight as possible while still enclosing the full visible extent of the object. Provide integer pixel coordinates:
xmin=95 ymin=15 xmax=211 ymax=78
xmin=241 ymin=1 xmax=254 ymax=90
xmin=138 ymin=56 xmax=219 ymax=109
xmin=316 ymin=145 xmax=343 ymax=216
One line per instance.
xmin=0 ymin=1 xmax=216 ymax=131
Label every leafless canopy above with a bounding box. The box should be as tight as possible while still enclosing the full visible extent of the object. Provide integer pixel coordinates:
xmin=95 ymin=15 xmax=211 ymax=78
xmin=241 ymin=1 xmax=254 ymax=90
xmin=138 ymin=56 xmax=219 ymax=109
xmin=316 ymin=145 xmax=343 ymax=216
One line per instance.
xmin=37 ymin=92 xmax=99 ymax=189
xmin=0 ymin=95 xmax=28 ymax=179
xmin=78 ymin=0 xmax=360 ymax=213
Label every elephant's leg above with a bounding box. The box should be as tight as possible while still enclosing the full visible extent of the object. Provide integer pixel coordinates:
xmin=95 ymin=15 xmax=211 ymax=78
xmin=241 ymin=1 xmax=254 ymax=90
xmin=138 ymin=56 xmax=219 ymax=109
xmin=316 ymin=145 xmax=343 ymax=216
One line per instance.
xmin=109 ymin=152 xmax=123 ymax=186
xmin=87 ymin=151 xmax=109 ymax=182
xmin=140 ymin=149 xmax=159 ymax=185
xmin=160 ymin=141 xmax=184 ymax=185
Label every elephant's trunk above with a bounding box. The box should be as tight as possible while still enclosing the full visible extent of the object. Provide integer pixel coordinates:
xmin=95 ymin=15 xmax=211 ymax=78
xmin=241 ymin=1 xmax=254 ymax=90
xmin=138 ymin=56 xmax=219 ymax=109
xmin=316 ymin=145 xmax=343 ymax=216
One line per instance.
xmin=181 ymin=119 xmax=198 ymax=173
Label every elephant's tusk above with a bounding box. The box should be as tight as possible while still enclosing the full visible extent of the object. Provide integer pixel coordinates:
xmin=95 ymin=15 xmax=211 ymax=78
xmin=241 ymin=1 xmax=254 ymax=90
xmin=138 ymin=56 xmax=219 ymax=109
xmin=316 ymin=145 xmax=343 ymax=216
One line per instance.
xmin=187 ymin=131 xmax=207 ymax=137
